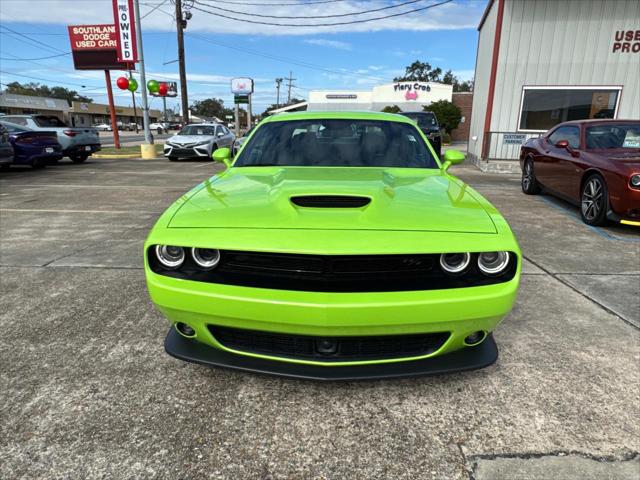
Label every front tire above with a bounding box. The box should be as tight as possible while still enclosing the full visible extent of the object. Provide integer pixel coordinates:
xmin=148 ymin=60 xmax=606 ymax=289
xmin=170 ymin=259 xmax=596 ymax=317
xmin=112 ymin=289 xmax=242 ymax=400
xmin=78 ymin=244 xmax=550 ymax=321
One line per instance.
xmin=581 ymin=174 xmax=608 ymax=226
xmin=70 ymin=154 xmax=88 ymax=163
xmin=522 ymin=158 xmax=541 ymax=194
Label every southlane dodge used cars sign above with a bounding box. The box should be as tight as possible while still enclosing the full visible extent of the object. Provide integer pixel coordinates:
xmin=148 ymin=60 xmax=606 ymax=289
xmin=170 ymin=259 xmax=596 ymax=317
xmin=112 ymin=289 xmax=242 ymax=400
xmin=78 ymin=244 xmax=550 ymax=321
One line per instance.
xmin=68 ymin=25 xmax=118 ymax=50
xmin=112 ymin=0 xmax=137 ymax=63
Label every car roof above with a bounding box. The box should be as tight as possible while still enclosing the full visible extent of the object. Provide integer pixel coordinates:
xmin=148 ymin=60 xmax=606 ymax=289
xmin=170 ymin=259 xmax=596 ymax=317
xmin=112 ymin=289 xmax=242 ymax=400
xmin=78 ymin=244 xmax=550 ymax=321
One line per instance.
xmin=555 ymin=119 xmax=640 ymax=127
xmin=263 ymin=110 xmax=416 ymax=125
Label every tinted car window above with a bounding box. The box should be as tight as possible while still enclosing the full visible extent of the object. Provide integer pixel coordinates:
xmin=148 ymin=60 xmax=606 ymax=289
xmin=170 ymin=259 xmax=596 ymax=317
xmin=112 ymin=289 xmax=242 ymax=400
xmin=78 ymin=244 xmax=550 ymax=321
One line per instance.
xmin=399 ymin=112 xmax=438 ymax=129
xmin=34 ymin=116 xmax=67 ymax=127
xmin=235 ymin=119 xmax=438 ymax=169
xmin=179 ymin=125 xmax=216 ymax=135
xmin=0 ymin=122 xmax=27 ymax=133
xmin=586 ymin=123 xmax=640 ymax=149
xmin=3 ymin=116 xmax=27 ymax=126
xmin=549 ymin=126 xmax=580 ymax=149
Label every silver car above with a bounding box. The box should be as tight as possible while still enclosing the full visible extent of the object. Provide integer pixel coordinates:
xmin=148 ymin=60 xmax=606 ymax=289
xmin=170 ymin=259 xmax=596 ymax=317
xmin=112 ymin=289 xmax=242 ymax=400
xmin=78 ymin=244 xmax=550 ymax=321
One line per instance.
xmin=164 ymin=123 xmax=235 ymax=161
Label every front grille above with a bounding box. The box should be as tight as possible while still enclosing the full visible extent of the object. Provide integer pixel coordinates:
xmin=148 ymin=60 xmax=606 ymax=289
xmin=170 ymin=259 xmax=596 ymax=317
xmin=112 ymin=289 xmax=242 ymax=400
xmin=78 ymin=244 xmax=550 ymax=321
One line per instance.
xmin=148 ymin=250 xmax=518 ymax=292
xmin=209 ymin=326 xmax=450 ymax=362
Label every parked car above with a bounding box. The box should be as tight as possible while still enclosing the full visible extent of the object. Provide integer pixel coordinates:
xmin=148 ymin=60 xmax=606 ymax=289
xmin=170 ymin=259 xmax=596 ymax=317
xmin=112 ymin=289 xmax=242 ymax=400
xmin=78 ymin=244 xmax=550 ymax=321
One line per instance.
xmin=231 ymin=125 xmax=254 ymax=155
xmin=399 ymin=111 xmax=442 ymax=157
xmin=1 ymin=115 xmax=100 ymax=163
xmin=145 ymin=111 xmax=521 ymax=380
xmin=169 ymin=123 xmax=183 ymax=130
xmin=0 ymin=121 xmax=63 ymax=168
xmin=149 ymin=122 xmax=166 ymax=134
xmin=520 ymin=119 xmax=640 ymax=226
xmin=0 ymin=123 xmax=14 ymax=168
xmin=94 ymin=123 xmax=112 ymax=131
xmin=163 ymin=123 xmax=235 ymax=161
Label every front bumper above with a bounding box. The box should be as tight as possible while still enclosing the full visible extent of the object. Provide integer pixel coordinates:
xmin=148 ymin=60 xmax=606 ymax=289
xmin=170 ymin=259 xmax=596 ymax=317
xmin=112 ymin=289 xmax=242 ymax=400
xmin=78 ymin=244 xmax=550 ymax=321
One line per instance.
xmin=165 ymin=327 xmax=498 ymax=380
xmin=164 ymin=144 xmax=212 ymax=159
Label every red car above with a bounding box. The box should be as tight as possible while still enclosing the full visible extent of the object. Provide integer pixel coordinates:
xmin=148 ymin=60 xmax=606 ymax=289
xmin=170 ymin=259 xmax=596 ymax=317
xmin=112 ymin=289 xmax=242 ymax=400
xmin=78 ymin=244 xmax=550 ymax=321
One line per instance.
xmin=520 ymin=120 xmax=640 ymax=226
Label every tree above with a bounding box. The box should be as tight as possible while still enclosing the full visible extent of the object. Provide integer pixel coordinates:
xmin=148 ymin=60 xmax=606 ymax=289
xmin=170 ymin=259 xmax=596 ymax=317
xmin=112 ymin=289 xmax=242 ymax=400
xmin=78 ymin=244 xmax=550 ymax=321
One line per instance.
xmin=3 ymin=81 xmax=93 ymax=103
xmin=441 ymin=70 xmax=474 ymax=92
xmin=425 ymin=100 xmax=461 ymax=134
xmin=381 ymin=105 xmax=402 ymax=113
xmin=394 ymin=61 xmax=442 ymax=83
xmin=190 ymin=98 xmax=233 ymax=120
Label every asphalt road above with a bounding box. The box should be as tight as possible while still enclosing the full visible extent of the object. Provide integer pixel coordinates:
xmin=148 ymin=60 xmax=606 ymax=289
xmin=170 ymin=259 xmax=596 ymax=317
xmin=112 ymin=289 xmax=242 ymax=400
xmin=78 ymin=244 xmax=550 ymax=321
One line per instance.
xmin=0 ymin=158 xmax=638 ymax=479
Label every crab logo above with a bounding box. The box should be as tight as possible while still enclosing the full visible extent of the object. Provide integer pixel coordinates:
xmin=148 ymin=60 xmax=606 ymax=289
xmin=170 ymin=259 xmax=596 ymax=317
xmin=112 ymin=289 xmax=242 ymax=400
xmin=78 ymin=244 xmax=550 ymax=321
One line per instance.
xmin=237 ymin=82 xmax=246 ymax=90
xmin=405 ymin=90 xmax=418 ymax=101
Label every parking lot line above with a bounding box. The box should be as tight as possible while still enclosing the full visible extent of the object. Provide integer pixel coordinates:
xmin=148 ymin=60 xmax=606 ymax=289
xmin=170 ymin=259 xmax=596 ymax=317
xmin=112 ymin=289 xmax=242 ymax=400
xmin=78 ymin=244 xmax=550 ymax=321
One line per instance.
xmin=0 ymin=208 xmax=161 ymax=215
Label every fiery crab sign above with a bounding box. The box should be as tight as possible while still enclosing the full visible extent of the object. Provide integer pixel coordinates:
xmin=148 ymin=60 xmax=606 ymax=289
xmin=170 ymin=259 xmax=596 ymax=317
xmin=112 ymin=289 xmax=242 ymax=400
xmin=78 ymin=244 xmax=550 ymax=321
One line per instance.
xmin=112 ymin=0 xmax=138 ymax=63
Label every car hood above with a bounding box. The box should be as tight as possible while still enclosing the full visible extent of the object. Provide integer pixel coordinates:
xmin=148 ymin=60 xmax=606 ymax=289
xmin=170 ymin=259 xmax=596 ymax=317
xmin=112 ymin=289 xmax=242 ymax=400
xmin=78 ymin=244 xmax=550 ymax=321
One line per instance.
xmin=168 ymin=167 xmax=496 ymax=233
xmin=168 ymin=135 xmax=215 ymax=144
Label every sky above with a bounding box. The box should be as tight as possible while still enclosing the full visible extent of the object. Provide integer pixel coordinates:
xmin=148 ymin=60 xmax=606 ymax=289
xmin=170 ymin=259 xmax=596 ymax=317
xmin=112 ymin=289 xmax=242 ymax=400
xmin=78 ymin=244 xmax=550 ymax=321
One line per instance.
xmin=0 ymin=0 xmax=487 ymax=114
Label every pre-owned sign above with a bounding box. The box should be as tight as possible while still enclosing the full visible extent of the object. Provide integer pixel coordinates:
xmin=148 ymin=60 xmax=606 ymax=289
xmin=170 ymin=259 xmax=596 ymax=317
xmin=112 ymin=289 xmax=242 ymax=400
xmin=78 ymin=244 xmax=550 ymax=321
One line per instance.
xmin=112 ymin=0 xmax=138 ymax=63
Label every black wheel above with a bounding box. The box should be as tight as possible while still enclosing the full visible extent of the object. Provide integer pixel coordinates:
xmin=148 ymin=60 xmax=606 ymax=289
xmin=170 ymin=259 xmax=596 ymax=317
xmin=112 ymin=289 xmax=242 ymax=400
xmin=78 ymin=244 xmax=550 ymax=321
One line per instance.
xmin=31 ymin=159 xmax=46 ymax=169
xmin=0 ymin=164 xmax=10 ymax=171
xmin=70 ymin=154 xmax=88 ymax=163
xmin=522 ymin=158 xmax=541 ymax=194
xmin=580 ymin=174 xmax=608 ymax=226
xmin=168 ymin=156 xmax=179 ymax=162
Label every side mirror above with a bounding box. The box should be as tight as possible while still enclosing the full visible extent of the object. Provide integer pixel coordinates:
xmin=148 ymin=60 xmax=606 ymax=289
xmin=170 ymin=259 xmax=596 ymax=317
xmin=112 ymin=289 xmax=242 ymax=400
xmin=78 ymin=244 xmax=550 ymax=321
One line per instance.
xmin=555 ymin=139 xmax=569 ymax=149
xmin=555 ymin=139 xmax=580 ymax=157
xmin=217 ymin=132 xmax=224 ymax=137
xmin=212 ymin=147 xmax=232 ymax=168
xmin=442 ymin=149 xmax=465 ymax=171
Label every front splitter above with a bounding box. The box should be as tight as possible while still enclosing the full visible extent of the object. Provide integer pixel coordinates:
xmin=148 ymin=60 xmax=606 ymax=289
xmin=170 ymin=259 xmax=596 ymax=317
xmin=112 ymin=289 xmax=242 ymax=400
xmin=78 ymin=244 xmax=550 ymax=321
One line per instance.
xmin=164 ymin=328 xmax=498 ymax=381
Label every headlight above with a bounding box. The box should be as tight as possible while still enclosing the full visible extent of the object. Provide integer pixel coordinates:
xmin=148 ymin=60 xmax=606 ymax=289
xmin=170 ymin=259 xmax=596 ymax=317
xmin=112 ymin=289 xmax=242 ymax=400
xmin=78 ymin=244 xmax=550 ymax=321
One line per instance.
xmin=439 ymin=252 xmax=471 ymax=274
xmin=155 ymin=245 xmax=185 ymax=268
xmin=195 ymin=140 xmax=211 ymax=147
xmin=191 ymin=248 xmax=221 ymax=269
xmin=630 ymin=174 xmax=640 ymax=189
xmin=478 ymin=251 xmax=510 ymax=275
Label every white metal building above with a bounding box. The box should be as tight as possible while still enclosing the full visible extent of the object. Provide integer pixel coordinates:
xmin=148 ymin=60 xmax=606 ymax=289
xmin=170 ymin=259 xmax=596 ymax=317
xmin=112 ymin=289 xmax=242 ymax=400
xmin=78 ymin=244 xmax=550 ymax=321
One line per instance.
xmin=468 ymin=0 xmax=640 ymax=169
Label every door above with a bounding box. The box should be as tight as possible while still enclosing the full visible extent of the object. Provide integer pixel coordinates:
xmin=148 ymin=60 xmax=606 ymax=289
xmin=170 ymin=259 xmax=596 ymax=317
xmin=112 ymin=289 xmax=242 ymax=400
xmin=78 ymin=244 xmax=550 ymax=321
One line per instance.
xmin=540 ymin=126 xmax=581 ymax=196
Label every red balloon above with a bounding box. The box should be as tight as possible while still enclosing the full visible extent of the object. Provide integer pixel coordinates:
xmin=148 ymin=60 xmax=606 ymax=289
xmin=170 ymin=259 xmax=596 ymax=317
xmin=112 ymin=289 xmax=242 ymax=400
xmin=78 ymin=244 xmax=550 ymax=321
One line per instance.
xmin=158 ymin=82 xmax=168 ymax=96
xmin=116 ymin=76 xmax=129 ymax=90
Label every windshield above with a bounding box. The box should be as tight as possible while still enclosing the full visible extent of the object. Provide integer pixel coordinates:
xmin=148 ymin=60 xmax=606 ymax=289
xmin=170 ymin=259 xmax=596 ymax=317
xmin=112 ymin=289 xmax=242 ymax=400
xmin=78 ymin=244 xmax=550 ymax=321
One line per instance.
xmin=234 ymin=119 xmax=438 ymax=169
xmin=400 ymin=112 xmax=437 ymax=129
xmin=179 ymin=125 xmax=216 ymax=136
xmin=34 ymin=116 xmax=66 ymax=127
xmin=586 ymin=123 xmax=640 ymax=149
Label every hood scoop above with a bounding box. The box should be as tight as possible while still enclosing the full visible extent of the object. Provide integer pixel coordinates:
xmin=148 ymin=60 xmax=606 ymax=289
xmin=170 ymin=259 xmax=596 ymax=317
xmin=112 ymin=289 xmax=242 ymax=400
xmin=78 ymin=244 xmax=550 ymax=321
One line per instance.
xmin=290 ymin=195 xmax=371 ymax=208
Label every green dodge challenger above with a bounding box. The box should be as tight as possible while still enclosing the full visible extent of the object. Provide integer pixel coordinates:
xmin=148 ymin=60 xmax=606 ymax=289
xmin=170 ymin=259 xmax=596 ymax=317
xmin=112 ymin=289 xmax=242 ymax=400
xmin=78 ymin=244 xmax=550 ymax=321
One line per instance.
xmin=144 ymin=111 xmax=521 ymax=380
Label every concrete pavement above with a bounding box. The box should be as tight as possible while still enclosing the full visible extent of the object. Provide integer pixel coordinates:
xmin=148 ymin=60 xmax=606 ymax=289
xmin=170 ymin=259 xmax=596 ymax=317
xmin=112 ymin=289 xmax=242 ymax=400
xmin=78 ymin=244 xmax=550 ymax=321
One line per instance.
xmin=0 ymin=158 xmax=638 ymax=479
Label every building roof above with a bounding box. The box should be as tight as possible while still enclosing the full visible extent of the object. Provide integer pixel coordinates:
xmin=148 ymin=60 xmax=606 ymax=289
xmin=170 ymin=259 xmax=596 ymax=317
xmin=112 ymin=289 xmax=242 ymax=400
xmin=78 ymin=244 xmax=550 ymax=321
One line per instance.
xmin=478 ymin=0 xmax=496 ymax=31
xmin=0 ymin=92 xmax=70 ymax=111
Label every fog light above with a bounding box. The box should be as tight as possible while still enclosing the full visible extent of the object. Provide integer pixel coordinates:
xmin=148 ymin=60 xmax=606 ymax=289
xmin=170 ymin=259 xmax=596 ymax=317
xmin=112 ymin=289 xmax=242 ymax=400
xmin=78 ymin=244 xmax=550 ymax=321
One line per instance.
xmin=175 ymin=322 xmax=196 ymax=338
xmin=192 ymin=247 xmax=221 ymax=270
xmin=464 ymin=331 xmax=486 ymax=345
xmin=630 ymin=174 xmax=640 ymax=189
xmin=440 ymin=252 xmax=471 ymax=274
xmin=155 ymin=245 xmax=185 ymax=268
xmin=316 ymin=338 xmax=338 ymax=354
xmin=478 ymin=251 xmax=510 ymax=275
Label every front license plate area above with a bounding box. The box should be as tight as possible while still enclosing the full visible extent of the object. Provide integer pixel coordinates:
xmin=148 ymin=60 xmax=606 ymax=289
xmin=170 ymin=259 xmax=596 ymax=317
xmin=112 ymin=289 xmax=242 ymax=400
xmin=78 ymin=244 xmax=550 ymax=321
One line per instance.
xmin=44 ymin=147 xmax=54 ymax=153
xmin=85 ymin=146 xmax=92 ymax=151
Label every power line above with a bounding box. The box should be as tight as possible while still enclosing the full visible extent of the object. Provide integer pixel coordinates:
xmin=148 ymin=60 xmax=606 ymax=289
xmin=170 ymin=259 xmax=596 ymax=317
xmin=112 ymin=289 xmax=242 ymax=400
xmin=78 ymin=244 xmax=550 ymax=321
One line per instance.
xmin=0 ymin=25 xmax=69 ymax=55
xmin=0 ymin=52 xmax=70 ymax=61
xmin=0 ymin=70 xmax=95 ymax=89
xmin=188 ymin=33 xmax=386 ymax=82
xmin=190 ymin=0 xmax=453 ymax=27
xmin=212 ymin=0 xmax=352 ymax=5
xmin=196 ymin=0 xmax=432 ymax=19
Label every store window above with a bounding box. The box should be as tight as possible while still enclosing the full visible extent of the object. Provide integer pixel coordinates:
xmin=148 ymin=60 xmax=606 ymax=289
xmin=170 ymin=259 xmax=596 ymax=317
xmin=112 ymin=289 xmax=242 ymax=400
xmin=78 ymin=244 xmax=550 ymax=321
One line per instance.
xmin=518 ymin=87 xmax=621 ymax=132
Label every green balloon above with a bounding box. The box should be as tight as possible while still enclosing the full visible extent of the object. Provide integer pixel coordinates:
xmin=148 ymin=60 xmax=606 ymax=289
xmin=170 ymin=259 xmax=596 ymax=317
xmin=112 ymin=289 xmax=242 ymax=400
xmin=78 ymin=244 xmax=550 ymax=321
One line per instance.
xmin=127 ymin=78 xmax=138 ymax=92
xmin=147 ymin=80 xmax=159 ymax=93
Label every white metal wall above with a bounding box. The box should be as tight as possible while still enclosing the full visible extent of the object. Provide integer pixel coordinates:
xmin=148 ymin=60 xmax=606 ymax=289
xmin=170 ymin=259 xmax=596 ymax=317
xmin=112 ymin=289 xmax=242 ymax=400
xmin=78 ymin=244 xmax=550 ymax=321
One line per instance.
xmin=468 ymin=0 xmax=498 ymax=159
xmin=470 ymin=0 xmax=640 ymax=160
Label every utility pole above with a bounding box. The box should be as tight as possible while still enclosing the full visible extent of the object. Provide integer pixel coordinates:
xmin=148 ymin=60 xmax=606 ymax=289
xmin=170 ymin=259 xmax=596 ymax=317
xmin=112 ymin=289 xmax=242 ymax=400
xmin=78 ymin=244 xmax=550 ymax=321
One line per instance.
xmin=175 ymin=0 xmax=189 ymax=124
xmin=286 ymin=71 xmax=296 ymax=104
xmin=132 ymin=0 xmax=152 ymax=145
xmin=275 ymin=78 xmax=283 ymax=108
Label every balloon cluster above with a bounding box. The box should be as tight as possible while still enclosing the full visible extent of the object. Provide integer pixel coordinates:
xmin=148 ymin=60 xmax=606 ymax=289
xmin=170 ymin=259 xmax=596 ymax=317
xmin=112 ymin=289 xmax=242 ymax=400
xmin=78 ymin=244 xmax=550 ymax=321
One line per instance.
xmin=115 ymin=76 xmax=138 ymax=92
xmin=147 ymin=80 xmax=168 ymax=96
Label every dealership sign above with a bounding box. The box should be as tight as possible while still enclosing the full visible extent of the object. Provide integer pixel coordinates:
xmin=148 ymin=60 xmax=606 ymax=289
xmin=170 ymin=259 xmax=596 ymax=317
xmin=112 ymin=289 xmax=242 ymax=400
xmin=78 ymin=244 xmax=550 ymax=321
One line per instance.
xmin=503 ymin=134 xmax=527 ymax=145
xmin=231 ymin=78 xmax=254 ymax=95
xmin=612 ymin=29 xmax=640 ymax=53
xmin=112 ymin=0 xmax=138 ymax=62
xmin=68 ymin=25 xmax=118 ymax=50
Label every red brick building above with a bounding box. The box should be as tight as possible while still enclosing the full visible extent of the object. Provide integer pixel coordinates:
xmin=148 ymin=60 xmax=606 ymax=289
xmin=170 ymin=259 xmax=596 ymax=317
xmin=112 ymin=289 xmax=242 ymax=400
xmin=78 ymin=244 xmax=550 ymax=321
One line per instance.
xmin=451 ymin=92 xmax=473 ymax=142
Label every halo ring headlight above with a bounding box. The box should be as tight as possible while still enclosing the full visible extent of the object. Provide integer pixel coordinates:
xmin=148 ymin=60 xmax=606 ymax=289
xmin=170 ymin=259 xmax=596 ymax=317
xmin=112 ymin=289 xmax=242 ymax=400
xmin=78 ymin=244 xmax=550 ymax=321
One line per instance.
xmin=191 ymin=247 xmax=221 ymax=270
xmin=630 ymin=174 xmax=640 ymax=189
xmin=155 ymin=245 xmax=185 ymax=269
xmin=478 ymin=251 xmax=510 ymax=275
xmin=439 ymin=252 xmax=471 ymax=274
